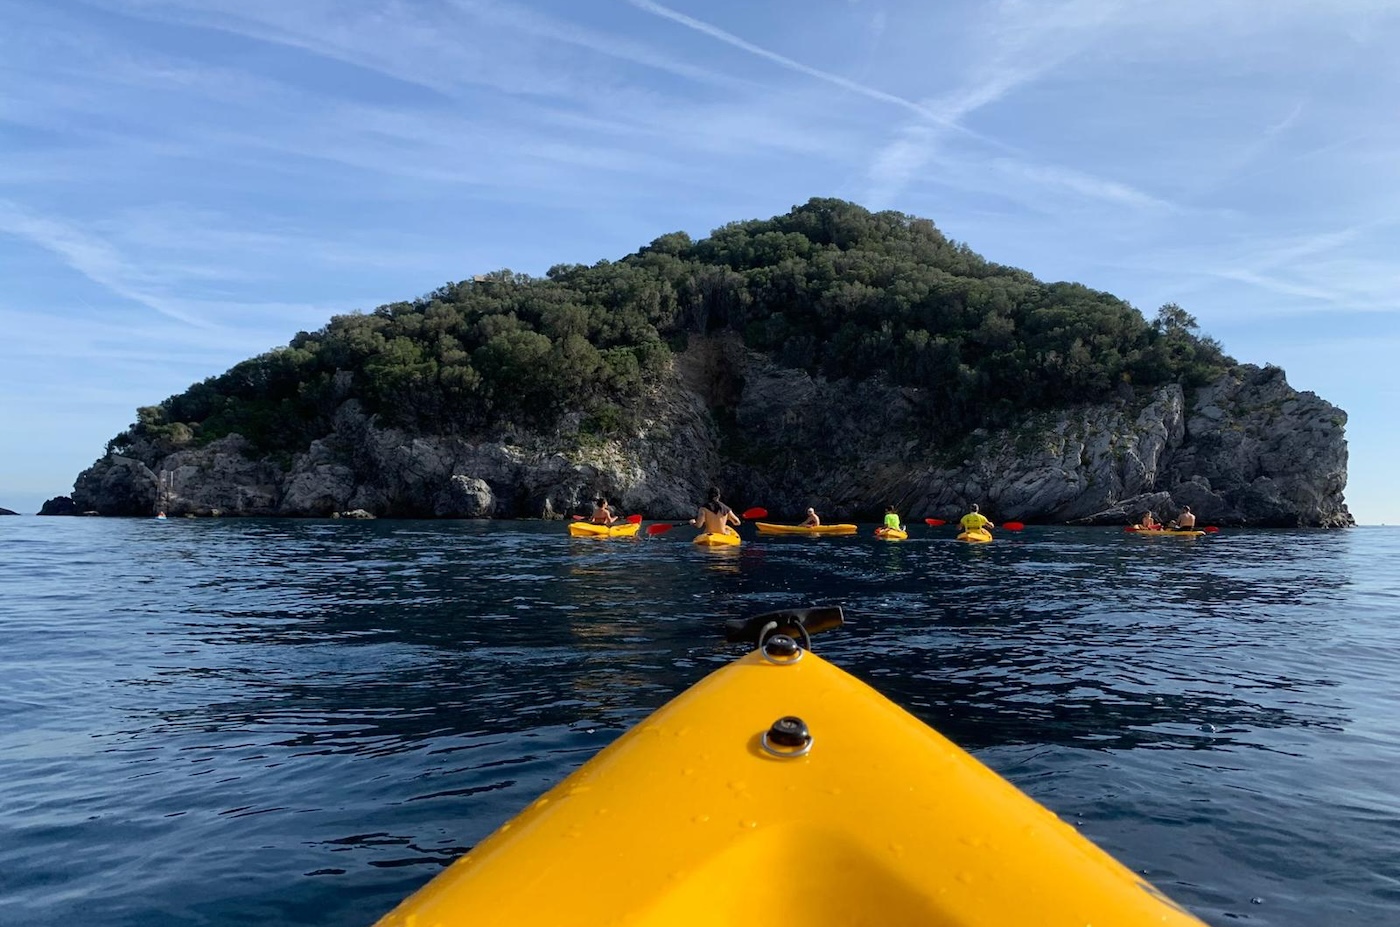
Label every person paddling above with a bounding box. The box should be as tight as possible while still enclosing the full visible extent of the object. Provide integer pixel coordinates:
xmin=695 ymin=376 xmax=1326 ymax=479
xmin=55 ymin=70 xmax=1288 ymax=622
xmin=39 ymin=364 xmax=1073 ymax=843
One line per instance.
xmin=801 ymin=507 xmax=821 ymax=528
xmin=959 ymin=504 xmax=994 ymax=533
xmin=1136 ymin=511 xmax=1159 ymax=530
xmin=882 ymin=506 xmax=904 ymax=532
xmin=691 ymin=487 xmax=741 ymax=536
xmin=1169 ymin=505 xmax=1195 ymax=529
xmin=590 ymin=496 xmax=618 ymax=525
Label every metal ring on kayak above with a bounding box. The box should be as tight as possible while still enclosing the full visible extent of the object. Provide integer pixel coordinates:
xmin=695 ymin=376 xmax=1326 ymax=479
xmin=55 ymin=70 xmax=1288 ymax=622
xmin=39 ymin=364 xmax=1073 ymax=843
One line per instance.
xmin=761 ymin=715 xmax=813 ymax=758
xmin=758 ymin=624 xmax=809 ymax=663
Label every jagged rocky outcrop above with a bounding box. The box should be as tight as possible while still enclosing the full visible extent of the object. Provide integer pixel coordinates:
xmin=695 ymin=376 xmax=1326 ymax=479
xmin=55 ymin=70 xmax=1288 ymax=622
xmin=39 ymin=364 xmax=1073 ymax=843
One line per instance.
xmin=0 ymin=507 xmax=18 ymax=516
xmin=66 ymin=337 xmax=1351 ymax=526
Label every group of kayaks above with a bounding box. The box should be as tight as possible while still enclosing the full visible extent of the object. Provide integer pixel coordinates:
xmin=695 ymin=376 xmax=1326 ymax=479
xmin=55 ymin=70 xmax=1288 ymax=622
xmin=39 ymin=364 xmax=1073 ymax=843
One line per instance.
xmin=571 ymin=516 xmax=1214 ymax=545
xmin=375 ymin=607 xmax=1208 ymax=926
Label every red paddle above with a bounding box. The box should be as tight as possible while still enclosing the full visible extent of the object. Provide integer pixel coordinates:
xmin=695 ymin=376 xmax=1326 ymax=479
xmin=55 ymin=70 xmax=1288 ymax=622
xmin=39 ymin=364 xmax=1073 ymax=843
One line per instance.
xmin=627 ymin=514 xmax=643 ymax=523
xmin=1203 ymin=526 xmax=1220 ymax=533
xmin=924 ymin=518 xmax=946 ymax=526
xmin=646 ymin=522 xmax=684 ymax=536
xmin=1001 ymin=522 xmax=1024 ymax=531
xmin=741 ymin=507 xmax=767 ymax=519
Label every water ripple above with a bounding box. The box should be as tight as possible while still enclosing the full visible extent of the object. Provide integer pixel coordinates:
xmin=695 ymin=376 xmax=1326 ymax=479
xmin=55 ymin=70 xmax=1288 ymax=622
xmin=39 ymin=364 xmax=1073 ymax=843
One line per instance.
xmin=1 ymin=520 xmax=1398 ymax=926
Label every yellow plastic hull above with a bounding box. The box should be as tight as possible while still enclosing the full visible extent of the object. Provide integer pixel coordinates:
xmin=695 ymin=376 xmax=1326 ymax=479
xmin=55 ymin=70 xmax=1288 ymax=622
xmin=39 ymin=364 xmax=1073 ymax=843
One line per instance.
xmin=957 ymin=528 xmax=993 ymax=543
xmin=693 ymin=531 xmax=740 ymax=546
xmin=755 ymin=522 xmax=858 ymax=536
xmin=1127 ymin=527 xmax=1206 ymax=537
xmin=874 ymin=526 xmax=907 ymax=540
xmin=377 ymin=648 xmax=1203 ymax=927
xmin=568 ymin=521 xmax=640 ymax=538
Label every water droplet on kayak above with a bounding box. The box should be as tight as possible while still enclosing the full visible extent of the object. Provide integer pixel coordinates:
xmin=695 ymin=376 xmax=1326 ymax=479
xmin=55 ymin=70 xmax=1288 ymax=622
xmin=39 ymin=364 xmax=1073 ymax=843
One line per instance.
xmin=741 ymin=819 xmax=758 ymax=829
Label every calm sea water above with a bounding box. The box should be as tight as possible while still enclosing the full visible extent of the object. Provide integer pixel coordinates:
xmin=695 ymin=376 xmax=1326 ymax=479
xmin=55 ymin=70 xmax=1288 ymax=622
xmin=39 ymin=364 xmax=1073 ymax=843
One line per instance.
xmin=1 ymin=518 xmax=1397 ymax=925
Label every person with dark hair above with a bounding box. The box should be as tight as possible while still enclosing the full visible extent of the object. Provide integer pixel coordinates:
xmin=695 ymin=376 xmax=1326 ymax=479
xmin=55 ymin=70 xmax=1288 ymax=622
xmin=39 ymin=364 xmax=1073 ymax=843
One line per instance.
xmin=1169 ymin=505 xmax=1195 ymax=529
xmin=590 ymin=496 xmax=618 ymax=525
xmin=959 ymin=503 xmax=993 ymax=533
xmin=690 ymin=487 xmax=740 ymax=537
xmin=883 ymin=505 xmax=903 ymax=532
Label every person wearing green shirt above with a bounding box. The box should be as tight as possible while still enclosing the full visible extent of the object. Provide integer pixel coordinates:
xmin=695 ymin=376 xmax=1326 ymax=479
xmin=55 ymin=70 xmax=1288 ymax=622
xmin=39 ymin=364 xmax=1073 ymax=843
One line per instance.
xmin=959 ymin=504 xmax=994 ymax=532
xmin=883 ymin=506 xmax=903 ymax=531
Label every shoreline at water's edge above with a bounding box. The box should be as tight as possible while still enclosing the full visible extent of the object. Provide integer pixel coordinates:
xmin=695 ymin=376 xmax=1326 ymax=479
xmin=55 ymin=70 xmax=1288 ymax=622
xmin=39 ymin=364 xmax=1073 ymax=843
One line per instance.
xmin=24 ymin=510 xmax=1368 ymax=529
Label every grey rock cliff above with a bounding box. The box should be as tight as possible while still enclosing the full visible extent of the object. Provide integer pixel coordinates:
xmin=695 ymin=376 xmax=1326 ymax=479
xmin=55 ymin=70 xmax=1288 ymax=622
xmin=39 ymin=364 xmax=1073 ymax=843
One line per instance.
xmin=68 ymin=337 xmax=1351 ymax=526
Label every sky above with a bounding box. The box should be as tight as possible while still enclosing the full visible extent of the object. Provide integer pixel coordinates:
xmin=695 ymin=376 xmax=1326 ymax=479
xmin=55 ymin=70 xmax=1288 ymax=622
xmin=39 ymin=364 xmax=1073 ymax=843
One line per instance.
xmin=1 ymin=0 xmax=1397 ymax=522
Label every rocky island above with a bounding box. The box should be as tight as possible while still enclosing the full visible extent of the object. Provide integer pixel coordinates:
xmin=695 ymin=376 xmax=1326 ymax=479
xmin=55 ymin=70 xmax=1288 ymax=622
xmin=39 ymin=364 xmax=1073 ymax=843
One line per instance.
xmin=55 ymin=199 xmax=1352 ymax=527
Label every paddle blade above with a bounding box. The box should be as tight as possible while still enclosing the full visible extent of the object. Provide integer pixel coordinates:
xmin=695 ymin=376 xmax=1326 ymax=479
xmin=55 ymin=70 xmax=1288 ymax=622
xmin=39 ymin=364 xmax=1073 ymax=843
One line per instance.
xmin=1204 ymin=526 xmax=1220 ymax=533
xmin=646 ymin=523 xmax=677 ymax=536
xmin=741 ymin=507 xmax=767 ymax=519
xmin=627 ymin=514 xmax=643 ymax=523
xmin=572 ymin=515 xmax=585 ymax=521
xmin=924 ymin=518 xmax=946 ymax=526
xmin=1002 ymin=521 xmax=1025 ymax=531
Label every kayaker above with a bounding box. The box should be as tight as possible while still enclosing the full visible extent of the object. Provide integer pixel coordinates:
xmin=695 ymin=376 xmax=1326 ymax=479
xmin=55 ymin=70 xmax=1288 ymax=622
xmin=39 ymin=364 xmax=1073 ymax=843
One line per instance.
xmin=883 ymin=506 xmax=903 ymax=532
xmin=590 ymin=497 xmax=618 ymax=525
xmin=959 ymin=504 xmax=994 ymax=533
xmin=1170 ymin=506 xmax=1196 ymax=529
xmin=1137 ymin=511 xmax=1159 ymax=530
xmin=690 ymin=487 xmax=741 ymax=536
xmin=801 ymin=507 xmax=821 ymax=527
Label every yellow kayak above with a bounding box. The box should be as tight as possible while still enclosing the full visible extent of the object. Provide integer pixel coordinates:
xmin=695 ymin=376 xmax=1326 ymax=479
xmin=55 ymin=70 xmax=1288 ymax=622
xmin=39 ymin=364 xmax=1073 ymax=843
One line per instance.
xmin=957 ymin=527 xmax=993 ymax=543
xmin=376 ymin=608 xmax=1204 ymax=927
xmin=874 ymin=526 xmax=907 ymax=540
xmin=694 ymin=530 xmax=740 ymax=546
xmin=568 ymin=521 xmax=641 ymax=538
xmin=1126 ymin=527 xmax=1206 ymax=538
xmin=755 ymin=522 xmax=858 ymax=536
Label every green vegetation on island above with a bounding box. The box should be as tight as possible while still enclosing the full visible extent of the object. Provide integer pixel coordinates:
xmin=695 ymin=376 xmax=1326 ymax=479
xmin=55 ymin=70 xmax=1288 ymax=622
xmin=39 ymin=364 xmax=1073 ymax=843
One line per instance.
xmin=111 ymin=198 xmax=1231 ymax=458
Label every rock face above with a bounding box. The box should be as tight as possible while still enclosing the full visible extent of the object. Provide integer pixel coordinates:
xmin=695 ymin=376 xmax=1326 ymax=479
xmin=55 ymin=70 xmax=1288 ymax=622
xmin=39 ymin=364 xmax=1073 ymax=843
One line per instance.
xmin=67 ymin=337 xmax=1352 ymax=526
xmin=0 ymin=507 xmax=17 ymax=516
xmin=39 ymin=496 xmax=82 ymax=516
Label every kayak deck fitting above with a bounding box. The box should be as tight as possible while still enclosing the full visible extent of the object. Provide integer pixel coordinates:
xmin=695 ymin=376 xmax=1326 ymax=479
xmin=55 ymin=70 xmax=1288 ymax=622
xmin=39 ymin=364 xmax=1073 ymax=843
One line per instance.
xmin=376 ymin=608 xmax=1204 ymax=927
xmin=958 ymin=527 xmax=993 ymax=543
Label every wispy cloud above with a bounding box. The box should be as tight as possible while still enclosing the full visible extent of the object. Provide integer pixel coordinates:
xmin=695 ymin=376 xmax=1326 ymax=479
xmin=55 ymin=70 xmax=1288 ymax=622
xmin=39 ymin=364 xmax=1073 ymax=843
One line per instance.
xmin=0 ymin=200 xmax=210 ymax=328
xmin=864 ymin=0 xmax=1139 ymax=206
xmin=0 ymin=200 xmax=368 ymax=338
xmin=626 ymin=0 xmax=991 ymax=138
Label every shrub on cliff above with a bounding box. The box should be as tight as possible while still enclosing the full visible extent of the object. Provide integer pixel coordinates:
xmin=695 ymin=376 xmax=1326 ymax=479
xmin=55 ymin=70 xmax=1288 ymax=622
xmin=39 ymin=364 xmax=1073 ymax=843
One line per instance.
xmin=104 ymin=199 xmax=1232 ymax=457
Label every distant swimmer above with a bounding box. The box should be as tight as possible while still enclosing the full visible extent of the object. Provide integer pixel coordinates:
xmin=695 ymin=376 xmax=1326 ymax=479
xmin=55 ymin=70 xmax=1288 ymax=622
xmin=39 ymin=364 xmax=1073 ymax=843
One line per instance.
xmin=691 ymin=487 xmax=741 ymax=536
xmin=801 ymin=507 xmax=821 ymax=528
xmin=959 ymin=504 xmax=994 ymax=533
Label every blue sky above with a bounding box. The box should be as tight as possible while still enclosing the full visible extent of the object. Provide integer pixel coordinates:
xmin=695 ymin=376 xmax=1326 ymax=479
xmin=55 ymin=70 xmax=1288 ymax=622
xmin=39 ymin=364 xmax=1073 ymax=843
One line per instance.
xmin=1 ymin=0 xmax=1396 ymax=522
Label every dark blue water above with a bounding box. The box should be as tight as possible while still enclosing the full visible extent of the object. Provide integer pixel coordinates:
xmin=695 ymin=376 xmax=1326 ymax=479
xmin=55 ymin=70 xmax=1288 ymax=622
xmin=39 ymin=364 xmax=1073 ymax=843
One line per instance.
xmin=2 ymin=519 xmax=1397 ymax=925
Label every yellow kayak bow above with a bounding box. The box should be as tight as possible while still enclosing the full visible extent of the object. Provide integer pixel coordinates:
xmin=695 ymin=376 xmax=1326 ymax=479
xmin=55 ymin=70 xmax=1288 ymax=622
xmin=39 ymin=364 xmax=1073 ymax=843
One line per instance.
xmin=376 ymin=608 xmax=1204 ymax=927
